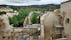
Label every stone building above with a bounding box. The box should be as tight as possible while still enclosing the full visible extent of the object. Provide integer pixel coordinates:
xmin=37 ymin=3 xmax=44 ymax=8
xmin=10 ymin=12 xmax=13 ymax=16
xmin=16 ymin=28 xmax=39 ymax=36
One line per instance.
xmin=23 ymin=24 xmax=40 ymax=40
xmin=23 ymin=11 xmax=41 ymax=26
xmin=40 ymin=11 xmax=63 ymax=40
xmin=0 ymin=6 xmax=18 ymax=17
xmin=0 ymin=6 xmax=19 ymax=40
xmin=0 ymin=14 xmax=14 ymax=40
xmin=14 ymin=27 xmax=23 ymax=40
xmin=61 ymin=0 xmax=71 ymax=40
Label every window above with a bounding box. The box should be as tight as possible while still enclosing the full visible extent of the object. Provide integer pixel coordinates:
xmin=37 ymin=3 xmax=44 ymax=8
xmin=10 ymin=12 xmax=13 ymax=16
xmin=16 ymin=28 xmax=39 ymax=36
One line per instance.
xmin=2 ymin=36 xmax=5 ymax=39
xmin=65 ymin=18 xmax=70 ymax=24
xmin=0 ymin=11 xmax=6 ymax=15
xmin=52 ymin=34 xmax=62 ymax=39
xmin=8 ymin=37 xmax=10 ymax=39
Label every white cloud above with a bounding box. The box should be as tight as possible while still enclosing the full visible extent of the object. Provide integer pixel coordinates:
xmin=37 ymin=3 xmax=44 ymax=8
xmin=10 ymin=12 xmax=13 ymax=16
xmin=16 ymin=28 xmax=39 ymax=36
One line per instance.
xmin=0 ymin=0 xmax=4 ymax=1
xmin=0 ymin=0 xmax=68 ymax=6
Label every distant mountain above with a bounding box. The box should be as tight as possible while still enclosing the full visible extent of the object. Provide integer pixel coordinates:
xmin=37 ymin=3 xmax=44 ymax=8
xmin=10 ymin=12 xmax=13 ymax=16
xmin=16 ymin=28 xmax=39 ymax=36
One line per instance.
xmin=28 ymin=4 xmax=60 ymax=8
xmin=0 ymin=4 xmax=60 ymax=10
xmin=0 ymin=4 xmax=60 ymax=7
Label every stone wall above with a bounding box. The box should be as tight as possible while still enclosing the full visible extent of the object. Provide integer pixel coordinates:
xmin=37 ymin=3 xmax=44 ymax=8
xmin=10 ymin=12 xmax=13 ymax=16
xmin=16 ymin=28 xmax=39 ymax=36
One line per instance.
xmin=0 ymin=14 xmax=14 ymax=40
xmin=61 ymin=1 xmax=71 ymax=40
xmin=40 ymin=11 xmax=63 ymax=40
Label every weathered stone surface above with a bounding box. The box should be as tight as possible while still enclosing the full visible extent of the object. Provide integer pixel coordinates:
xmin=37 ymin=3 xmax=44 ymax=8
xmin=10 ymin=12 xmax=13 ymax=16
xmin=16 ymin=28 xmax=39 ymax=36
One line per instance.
xmin=0 ymin=14 xmax=13 ymax=40
xmin=61 ymin=1 xmax=71 ymax=40
xmin=23 ymin=11 xmax=41 ymax=26
xmin=40 ymin=11 xmax=62 ymax=40
xmin=55 ymin=38 xmax=68 ymax=40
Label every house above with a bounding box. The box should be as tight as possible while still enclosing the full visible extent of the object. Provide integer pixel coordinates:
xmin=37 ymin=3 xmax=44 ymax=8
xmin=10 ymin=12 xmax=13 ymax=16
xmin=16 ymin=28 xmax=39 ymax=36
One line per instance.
xmin=0 ymin=14 xmax=14 ymax=40
xmin=40 ymin=11 xmax=63 ymax=40
xmin=0 ymin=6 xmax=18 ymax=17
xmin=23 ymin=24 xmax=41 ymax=40
xmin=61 ymin=0 xmax=71 ymax=40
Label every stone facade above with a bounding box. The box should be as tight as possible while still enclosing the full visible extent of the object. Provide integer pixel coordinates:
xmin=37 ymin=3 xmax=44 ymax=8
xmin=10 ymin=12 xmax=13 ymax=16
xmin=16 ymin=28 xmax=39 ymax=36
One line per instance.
xmin=23 ymin=24 xmax=41 ymax=40
xmin=0 ymin=6 xmax=13 ymax=12
xmin=23 ymin=11 xmax=41 ymax=26
xmin=61 ymin=1 xmax=71 ymax=40
xmin=14 ymin=27 xmax=23 ymax=40
xmin=0 ymin=7 xmax=18 ymax=17
xmin=0 ymin=14 xmax=14 ymax=40
xmin=40 ymin=11 xmax=63 ymax=40
xmin=0 ymin=6 xmax=19 ymax=40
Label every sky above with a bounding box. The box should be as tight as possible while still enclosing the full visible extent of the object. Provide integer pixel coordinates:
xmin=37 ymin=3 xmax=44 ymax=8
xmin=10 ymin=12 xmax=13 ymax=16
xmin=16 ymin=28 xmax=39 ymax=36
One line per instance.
xmin=0 ymin=0 xmax=68 ymax=6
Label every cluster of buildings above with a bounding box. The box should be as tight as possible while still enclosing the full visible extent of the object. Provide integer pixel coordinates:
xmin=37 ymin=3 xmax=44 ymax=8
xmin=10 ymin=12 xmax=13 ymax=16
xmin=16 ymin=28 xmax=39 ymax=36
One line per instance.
xmin=0 ymin=6 xmax=18 ymax=17
xmin=0 ymin=16 xmax=23 ymax=40
xmin=0 ymin=0 xmax=71 ymax=40
xmin=0 ymin=5 xmax=41 ymax=40
xmin=61 ymin=0 xmax=71 ymax=40
xmin=0 ymin=6 xmax=24 ymax=40
xmin=40 ymin=0 xmax=71 ymax=40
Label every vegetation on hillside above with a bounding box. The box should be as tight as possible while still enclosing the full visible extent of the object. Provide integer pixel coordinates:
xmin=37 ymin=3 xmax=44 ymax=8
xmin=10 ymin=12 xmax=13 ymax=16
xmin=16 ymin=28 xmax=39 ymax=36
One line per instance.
xmin=9 ymin=4 xmax=57 ymax=27
xmin=9 ymin=9 xmax=29 ymax=27
xmin=9 ymin=4 xmax=59 ymax=12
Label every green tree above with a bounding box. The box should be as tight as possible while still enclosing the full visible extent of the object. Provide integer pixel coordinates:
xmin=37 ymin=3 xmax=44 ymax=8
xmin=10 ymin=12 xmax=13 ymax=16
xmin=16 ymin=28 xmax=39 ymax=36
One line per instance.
xmin=48 ymin=6 xmax=56 ymax=11
xmin=31 ymin=13 xmax=40 ymax=24
xmin=18 ymin=9 xmax=29 ymax=25
xmin=9 ymin=9 xmax=29 ymax=27
xmin=9 ymin=15 xmax=19 ymax=27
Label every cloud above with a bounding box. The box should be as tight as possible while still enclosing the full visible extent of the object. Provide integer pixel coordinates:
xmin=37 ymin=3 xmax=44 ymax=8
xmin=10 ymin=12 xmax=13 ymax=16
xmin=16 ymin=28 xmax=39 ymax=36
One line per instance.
xmin=0 ymin=0 xmax=5 ymax=1
xmin=0 ymin=0 xmax=68 ymax=6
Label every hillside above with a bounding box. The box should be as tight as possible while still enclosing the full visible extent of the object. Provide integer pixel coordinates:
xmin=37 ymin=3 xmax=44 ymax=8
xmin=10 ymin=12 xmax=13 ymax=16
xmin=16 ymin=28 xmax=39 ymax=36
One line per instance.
xmin=0 ymin=4 xmax=60 ymax=27
xmin=0 ymin=4 xmax=60 ymax=11
xmin=9 ymin=4 xmax=60 ymax=11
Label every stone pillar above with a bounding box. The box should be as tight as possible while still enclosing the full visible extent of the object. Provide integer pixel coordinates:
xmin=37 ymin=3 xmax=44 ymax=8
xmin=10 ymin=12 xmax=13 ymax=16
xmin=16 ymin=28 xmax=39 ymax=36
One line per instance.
xmin=28 ymin=12 xmax=33 ymax=24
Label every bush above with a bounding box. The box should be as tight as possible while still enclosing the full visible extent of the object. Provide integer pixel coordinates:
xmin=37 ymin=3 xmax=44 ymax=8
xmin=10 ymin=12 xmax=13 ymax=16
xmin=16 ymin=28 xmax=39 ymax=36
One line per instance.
xmin=9 ymin=9 xmax=29 ymax=27
xmin=9 ymin=15 xmax=19 ymax=27
xmin=31 ymin=13 xmax=40 ymax=24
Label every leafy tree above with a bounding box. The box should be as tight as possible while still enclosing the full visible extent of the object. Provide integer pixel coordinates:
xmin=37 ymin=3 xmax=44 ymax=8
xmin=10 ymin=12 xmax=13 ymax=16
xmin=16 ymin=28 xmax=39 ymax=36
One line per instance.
xmin=9 ymin=15 xmax=19 ymax=27
xmin=9 ymin=5 xmax=56 ymax=27
xmin=18 ymin=9 xmax=29 ymax=25
xmin=31 ymin=13 xmax=40 ymax=24
xmin=48 ymin=6 xmax=56 ymax=11
xmin=9 ymin=9 xmax=29 ymax=27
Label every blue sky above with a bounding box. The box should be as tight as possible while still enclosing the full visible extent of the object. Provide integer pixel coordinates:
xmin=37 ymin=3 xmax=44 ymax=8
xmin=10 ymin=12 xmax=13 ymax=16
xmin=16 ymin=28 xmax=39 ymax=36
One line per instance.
xmin=0 ymin=0 xmax=68 ymax=6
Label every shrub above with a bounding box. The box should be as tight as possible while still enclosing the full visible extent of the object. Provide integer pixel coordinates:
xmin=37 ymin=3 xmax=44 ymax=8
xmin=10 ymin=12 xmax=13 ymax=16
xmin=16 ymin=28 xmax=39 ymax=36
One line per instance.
xmin=31 ymin=13 xmax=40 ymax=24
xmin=9 ymin=9 xmax=29 ymax=27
